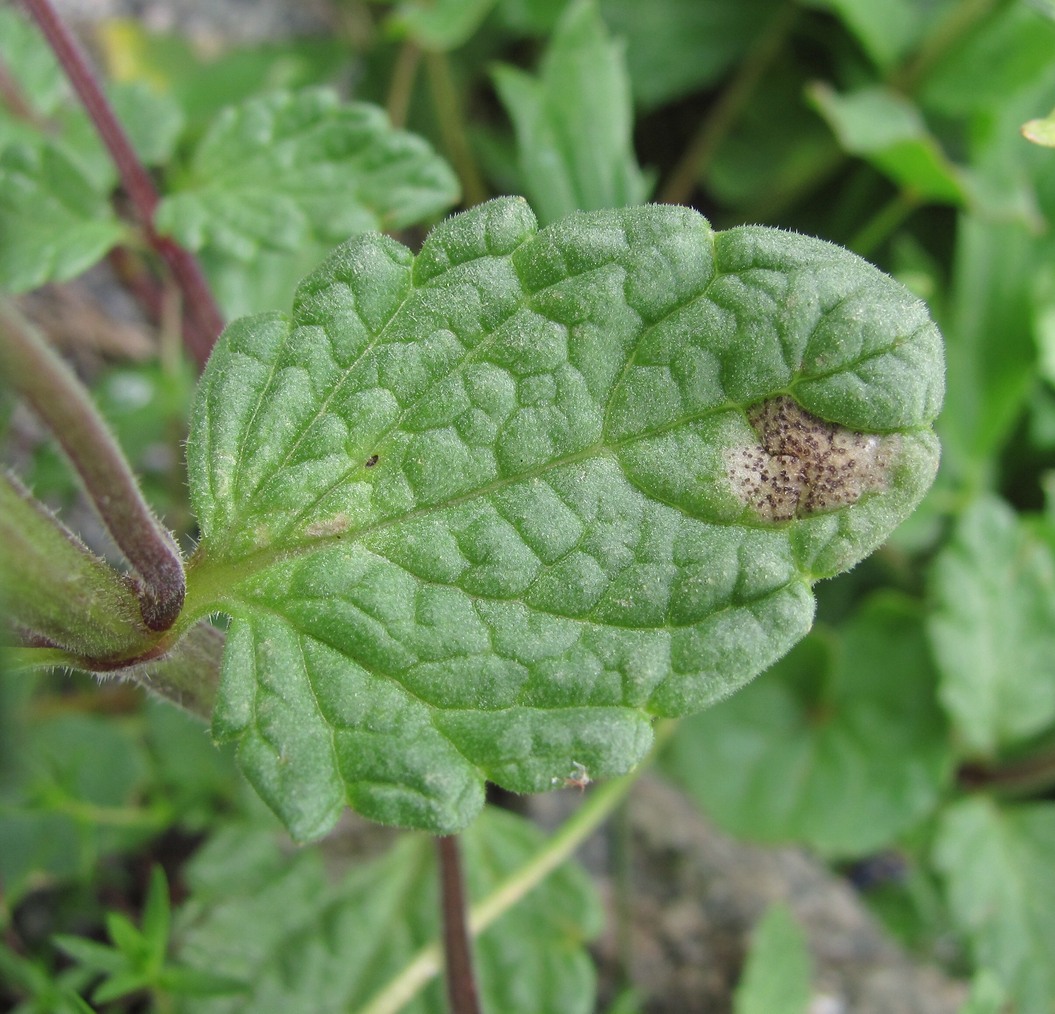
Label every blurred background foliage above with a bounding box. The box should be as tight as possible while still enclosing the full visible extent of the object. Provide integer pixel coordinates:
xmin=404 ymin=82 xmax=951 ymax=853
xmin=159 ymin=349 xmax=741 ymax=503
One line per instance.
xmin=3 ymin=0 xmax=1055 ymax=1010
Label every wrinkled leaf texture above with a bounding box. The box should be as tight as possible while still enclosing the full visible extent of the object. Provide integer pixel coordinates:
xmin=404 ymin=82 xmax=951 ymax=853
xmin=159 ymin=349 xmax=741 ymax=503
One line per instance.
xmin=187 ymin=197 xmax=943 ymax=840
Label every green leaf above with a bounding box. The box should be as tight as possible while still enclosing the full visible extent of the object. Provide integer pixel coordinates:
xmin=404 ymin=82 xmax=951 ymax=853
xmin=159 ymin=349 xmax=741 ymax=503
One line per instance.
xmin=493 ymin=0 xmax=650 ymax=225
xmin=186 ymin=198 xmax=943 ymax=839
xmin=807 ymin=84 xmax=967 ymax=205
xmin=733 ymin=904 xmax=812 ymax=1014
xmin=663 ymin=593 xmax=949 ymax=856
xmin=156 ymin=88 xmax=460 ymax=260
xmin=175 ymin=809 xmax=601 ymax=1013
xmin=599 ymin=0 xmax=784 ymax=111
xmin=927 ymin=495 xmax=1055 ymax=755
xmin=919 ymin=3 xmax=1055 ymax=117
xmin=392 ymin=0 xmax=498 ymax=50
xmin=958 ymin=969 xmax=1010 ymax=1014
xmin=1022 ymin=108 xmax=1055 ymax=147
xmin=0 ymin=142 xmax=126 ymax=292
xmin=0 ymin=8 xmax=70 ymax=123
xmin=141 ymin=867 xmax=172 ymax=966
xmin=934 ymin=798 xmax=1055 ymax=1014
xmin=798 ymin=0 xmax=922 ymax=70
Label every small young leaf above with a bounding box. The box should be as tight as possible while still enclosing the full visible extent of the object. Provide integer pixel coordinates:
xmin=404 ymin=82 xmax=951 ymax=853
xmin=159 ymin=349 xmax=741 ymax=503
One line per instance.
xmin=493 ymin=0 xmax=650 ymax=225
xmin=933 ymin=798 xmax=1055 ymax=1014
xmin=797 ymin=0 xmax=922 ymax=70
xmin=663 ymin=594 xmax=949 ymax=856
xmin=0 ymin=142 xmax=126 ymax=292
xmin=928 ymin=495 xmax=1055 ymax=754
xmin=733 ymin=904 xmax=812 ymax=1014
xmin=807 ymin=84 xmax=967 ymax=205
xmin=186 ymin=198 xmax=943 ymax=839
xmin=156 ymin=88 xmax=460 ymax=261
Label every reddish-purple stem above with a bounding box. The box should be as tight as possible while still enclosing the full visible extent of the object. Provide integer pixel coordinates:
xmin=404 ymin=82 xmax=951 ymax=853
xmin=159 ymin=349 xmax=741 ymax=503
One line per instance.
xmin=437 ymin=836 xmax=482 ymax=1014
xmin=20 ymin=0 xmax=224 ymax=370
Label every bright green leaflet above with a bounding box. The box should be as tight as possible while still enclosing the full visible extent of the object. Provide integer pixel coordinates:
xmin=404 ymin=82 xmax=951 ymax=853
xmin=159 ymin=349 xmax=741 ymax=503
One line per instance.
xmin=733 ymin=904 xmax=812 ymax=1014
xmin=185 ymin=197 xmax=943 ymax=840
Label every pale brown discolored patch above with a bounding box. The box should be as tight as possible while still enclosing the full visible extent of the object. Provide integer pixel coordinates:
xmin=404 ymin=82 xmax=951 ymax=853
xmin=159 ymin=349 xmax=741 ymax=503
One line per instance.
xmin=725 ymin=396 xmax=900 ymax=522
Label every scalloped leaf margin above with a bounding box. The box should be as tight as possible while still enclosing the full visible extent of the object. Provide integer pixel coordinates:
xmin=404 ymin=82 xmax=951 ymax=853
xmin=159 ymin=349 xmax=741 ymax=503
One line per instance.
xmin=185 ymin=197 xmax=943 ymax=840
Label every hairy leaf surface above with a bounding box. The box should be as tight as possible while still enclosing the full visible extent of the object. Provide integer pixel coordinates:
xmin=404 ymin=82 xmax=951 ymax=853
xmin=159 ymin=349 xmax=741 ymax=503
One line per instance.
xmin=186 ymin=197 xmax=943 ymax=838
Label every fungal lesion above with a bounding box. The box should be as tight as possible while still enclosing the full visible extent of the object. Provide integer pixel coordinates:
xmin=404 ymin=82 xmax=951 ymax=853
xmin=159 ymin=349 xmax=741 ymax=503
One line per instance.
xmin=726 ymin=396 xmax=899 ymax=522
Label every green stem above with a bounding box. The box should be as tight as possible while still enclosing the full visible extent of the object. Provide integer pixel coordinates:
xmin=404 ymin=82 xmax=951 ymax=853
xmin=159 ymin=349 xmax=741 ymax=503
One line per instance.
xmin=359 ymin=720 xmax=678 ymax=1014
xmin=847 ymin=189 xmax=922 ymax=258
xmin=0 ymin=300 xmax=185 ymax=632
xmin=387 ymin=41 xmax=422 ymax=130
xmin=424 ymin=50 xmax=487 ymax=207
xmin=659 ymin=2 xmax=799 ymax=206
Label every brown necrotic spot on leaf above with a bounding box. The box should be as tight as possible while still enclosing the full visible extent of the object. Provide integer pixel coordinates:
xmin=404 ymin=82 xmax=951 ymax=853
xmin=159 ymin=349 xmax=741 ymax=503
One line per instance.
xmin=725 ymin=396 xmax=900 ymax=522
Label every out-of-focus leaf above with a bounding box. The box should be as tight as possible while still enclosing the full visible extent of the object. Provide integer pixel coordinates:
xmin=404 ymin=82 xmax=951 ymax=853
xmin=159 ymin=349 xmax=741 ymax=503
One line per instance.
xmin=920 ymin=3 xmax=1055 ymax=117
xmin=1022 ymin=110 xmax=1055 ymax=147
xmin=392 ymin=0 xmax=498 ymax=50
xmin=107 ymin=80 xmax=186 ymax=167
xmin=156 ymin=88 xmax=460 ymax=260
xmin=0 ymin=714 xmax=154 ymax=904
xmin=927 ymin=495 xmax=1055 ymax=755
xmin=97 ymin=20 xmax=348 ymax=132
xmin=600 ymin=0 xmax=783 ymax=111
xmin=958 ymin=969 xmax=1010 ymax=1014
xmin=807 ymin=84 xmax=966 ymax=204
xmin=934 ymin=798 xmax=1055 ymax=1014
xmin=175 ymin=809 xmax=601 ymax=1013
xmin=664 ymin=594 xmax=949 ymax=856
xmin=186 ymin=198 xmax=943 ymax=840
xmin=492 ymin=0 xmax=650 ymax=225
xmin=938 ymin=216 xmax=1041 ymax=483
xmin=0 ymin=142 xmax=126 ymax=292
xmin=733 ymin=904 xmax=812 ymax=1014
xmin=797 ymin=0 xmax=921 ymax=69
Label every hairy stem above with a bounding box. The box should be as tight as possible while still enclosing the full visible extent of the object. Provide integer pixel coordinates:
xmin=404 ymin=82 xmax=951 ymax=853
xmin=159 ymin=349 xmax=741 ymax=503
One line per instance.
xmin=360 ymin=720 xmax=678 ymax=1014
xmin=0 ymin=299 xmax=185 ymax=631
xmin=437 ymin=836 xmax=482 ymax=1014
xmin=20 ymin=0 xmax=224 ymax=370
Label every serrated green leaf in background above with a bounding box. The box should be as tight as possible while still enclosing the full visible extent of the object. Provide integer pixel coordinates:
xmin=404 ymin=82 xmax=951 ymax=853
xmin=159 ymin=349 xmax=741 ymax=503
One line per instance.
xmin=662 ymin=594 xmax=949 ymax=856
xmin=933 ymin=798 xmax=1055 ymax=1014
xmin=0 ymin=142 xmax=126 ymax=292
xmin=492 ymin=0 xmax=650 ymax=226
xmin=927 ymin=495 xmax=1055 ymax=755
xmin=733 ymin=904 xmax=812 ymax=1014
xmin=184 ymin=197 xmax=943 ymax=839
xmin=806 ymin=84 xmax=967 ymax=206
xmin=599 ymin=0 xmax=783 ymax=112
xmin=155 ymin=88 xmax=460 ymax=261
xmin=174 ymin=808 xmax=601 ymax=1013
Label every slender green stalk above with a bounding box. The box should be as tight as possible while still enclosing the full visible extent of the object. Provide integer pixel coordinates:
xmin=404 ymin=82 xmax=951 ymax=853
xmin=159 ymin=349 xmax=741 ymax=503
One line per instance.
xmin=359 ymin=720 xmax=678 ymax=1014
xmin=0 ymin=300 xmax=185 ymax=632
xmin=659 ymin=2 xmax=799 ymax=206
xmin=424 ymin=50 xmax=487 ymax=207
xmin=387 ymin=41 xmax=422 ymax=129
xmin=848 ymin=189 xmax=921 ymax=258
